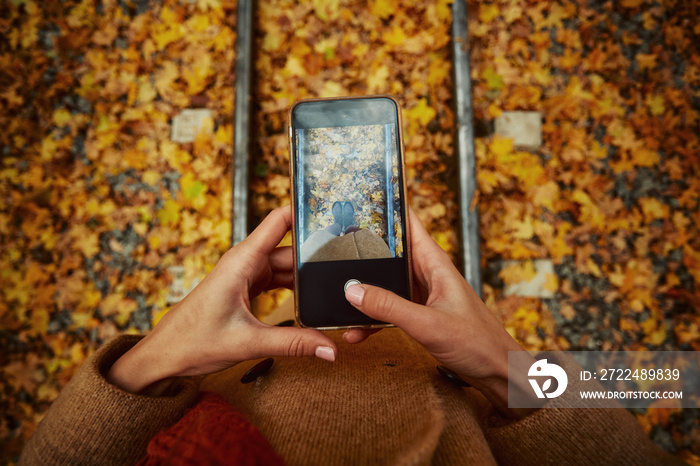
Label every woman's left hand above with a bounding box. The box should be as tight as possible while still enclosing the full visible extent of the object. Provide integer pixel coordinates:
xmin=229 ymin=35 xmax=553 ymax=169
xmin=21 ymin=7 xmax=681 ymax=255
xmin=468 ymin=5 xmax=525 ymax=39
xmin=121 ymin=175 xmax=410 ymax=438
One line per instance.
xmin=107 ymin=207 xmax=337 ymax=394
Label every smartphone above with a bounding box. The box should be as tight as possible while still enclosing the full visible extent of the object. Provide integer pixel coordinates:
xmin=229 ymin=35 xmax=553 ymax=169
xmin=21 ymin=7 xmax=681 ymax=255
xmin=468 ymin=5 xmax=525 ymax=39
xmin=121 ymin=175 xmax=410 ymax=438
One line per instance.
xmin=288 ymin=96 xmax=412 ymax=329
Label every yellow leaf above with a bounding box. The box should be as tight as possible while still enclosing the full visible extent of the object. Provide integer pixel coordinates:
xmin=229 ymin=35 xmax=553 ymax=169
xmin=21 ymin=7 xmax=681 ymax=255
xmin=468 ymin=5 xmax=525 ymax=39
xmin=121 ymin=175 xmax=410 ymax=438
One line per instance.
xmin=41 ymin=137 xmax=58 ymax=161
xmin=161 ymin=140 xmax=191 ymax=169
xmin=157 ymin=199 xmax=181 ymax=227
xmin=586 ymin=258 xmax=603 ymax=277
xmin=544 ymin=273 xmax=559 ymax=292
xmin=477 ymin=170 xmax=501 ymax=193
xmin=383 ymin=25 xmax=407 ymax=46
xmin=28 ymin=308 xmax=50 ymax=336
xmin=479 ymin=3 xmax=500 ymax=23
xmin=427 ymin=202 xmax=446 ymax=220
xmin=367 ymin=65 xmax=389 ymax=94
xmin=512 ymin=306 xmax=540 ymax=334
xmin=427 ymin=60 xmax=450 ymax=88
xmin=133 ymin=222 xmax=148 ymax=236
xmin=430 ymin=231 xmax=452 ymax=253
xmin=70 ymin=343 xmax=85 ymax=364
xmin=531 ymin=181 xmax=559 ymax=210
xmin=489 ymin=136 xmax=514 ymax=161
xmin=645 ymin=94 xmax=665 ymax=116
xmin=320 ymin=81 xmax=345 ymax=97
xmin=101 ymin=294 xmax=138 ymax=327
xmin=512 ymin=217 xmax=534 ymax=239
xmin=187 ymin=13 xmax=211 ymax=32
xmin=181 ymin=172 xmax=207 ymax=201
xmin=283 ymin=56 xmax=306 ymax=78
xmin=503 ymin=3 xmax=523 ymax=23
xmin=143 ymin=170 xmax=160 ymax=185
xmin=183 ymin=53 xmax=212 ymax=94
xmin=312 ymin=0 xmax=340 ymax=21
xmin=71 ymin=312 xmax=93 ymax=328
xmin=155 ymin=62 xmax=179 ymax=95
xmin=644 ymin=326 xmax=667 ymax=345
xmin=639 ymin=197 xmax=668 ymax=223
xmin=267 ymin=174 xmax=289 ymax=198
xmin=370 ymin=0 xmax=393 ymax=19
xmin=153 ymin=27 xmax=183 ymax=49
xmin=262 ymin=30 xmax=284 ymax=52
xmin=572 ymin=190 xmax=604 ymax=228
xmin=197 ymin=0 xmax=219 ymax=12
xmin=53 ymin=108 xmax=72 ymax=127
xmin=137 ymin=79 xmax=157 ymax=104
xmin=675 ymin=323 xmax=700 ymax=345
xmin=500 ymin=261 xmax=537 ymax=285
xmin=672 ymin=211 xmax=690 ymax=230
xmin=482 ymin=68 xmax=503 ymax=90
xmin=216 ymin=124 xmax=233 ymax=145
xmin=148 ymin=234 xmax=161 ymax=250
xmin=608 ymin=264 xmax=625 ymax=287
xmin=406 ymin=99 xmax=437 ymax=127
xmin=632 ymin=149 xmax=660 ymax=167
xmin=70 ymin=225 xmax=100 ymax=257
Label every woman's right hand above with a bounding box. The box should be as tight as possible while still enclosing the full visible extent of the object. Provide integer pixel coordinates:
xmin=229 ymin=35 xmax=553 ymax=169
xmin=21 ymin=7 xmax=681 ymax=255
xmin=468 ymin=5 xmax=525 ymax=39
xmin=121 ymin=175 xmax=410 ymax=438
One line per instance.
xmin=106 ymin=207 xmax=337 ymax=396
xmin=343 ymin=209 xmax=537 ymax=418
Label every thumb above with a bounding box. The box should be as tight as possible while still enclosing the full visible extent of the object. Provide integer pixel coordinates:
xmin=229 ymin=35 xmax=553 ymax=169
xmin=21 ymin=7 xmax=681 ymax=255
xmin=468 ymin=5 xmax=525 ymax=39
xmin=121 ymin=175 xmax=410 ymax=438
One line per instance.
xmin=251 ymin=326 xmax=338 ymax=362
xmin=345 ymin=284 xmax=429 ymax=333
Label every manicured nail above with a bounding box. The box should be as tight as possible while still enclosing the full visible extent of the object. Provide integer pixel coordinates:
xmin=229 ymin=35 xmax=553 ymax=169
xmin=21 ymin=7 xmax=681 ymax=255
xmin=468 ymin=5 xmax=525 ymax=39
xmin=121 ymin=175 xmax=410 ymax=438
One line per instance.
xmin=345 ymin=285 xmax=365 ymax=306
xmin=315 ymin=346 xmax=335 ymax=362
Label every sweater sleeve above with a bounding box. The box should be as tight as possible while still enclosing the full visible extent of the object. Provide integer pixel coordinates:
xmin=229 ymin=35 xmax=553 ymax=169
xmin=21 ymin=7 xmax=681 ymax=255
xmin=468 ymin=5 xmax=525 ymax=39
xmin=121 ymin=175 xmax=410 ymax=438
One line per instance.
xmin=480 ymin=353 xmax=687 ymax=466
xmin=19 ymin=335 xmax=200 ymax=466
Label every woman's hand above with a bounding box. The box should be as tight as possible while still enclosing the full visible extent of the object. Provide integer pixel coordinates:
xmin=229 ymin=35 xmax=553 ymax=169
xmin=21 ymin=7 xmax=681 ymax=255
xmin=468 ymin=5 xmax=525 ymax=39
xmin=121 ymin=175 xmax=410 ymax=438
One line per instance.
xmin=107 ymin=207 xmax=337 ymax=394
xmin=343 ymin=209 xmax=537 ymax=417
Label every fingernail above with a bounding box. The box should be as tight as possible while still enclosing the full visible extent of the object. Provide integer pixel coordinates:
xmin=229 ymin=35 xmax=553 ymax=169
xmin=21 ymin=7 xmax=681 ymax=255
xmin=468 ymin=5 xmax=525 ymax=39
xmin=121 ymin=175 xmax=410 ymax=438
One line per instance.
xmin=345 ymin=285 xmax=365 ymax=306
xmin=315 ymin=346 xmax=335 ymax=362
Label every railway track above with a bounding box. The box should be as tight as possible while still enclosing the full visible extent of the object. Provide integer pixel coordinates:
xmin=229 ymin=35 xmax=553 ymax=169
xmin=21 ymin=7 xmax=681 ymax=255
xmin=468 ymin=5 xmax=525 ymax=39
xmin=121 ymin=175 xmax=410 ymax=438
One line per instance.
xmin=231 ymin=0 xmax=481 ymax=294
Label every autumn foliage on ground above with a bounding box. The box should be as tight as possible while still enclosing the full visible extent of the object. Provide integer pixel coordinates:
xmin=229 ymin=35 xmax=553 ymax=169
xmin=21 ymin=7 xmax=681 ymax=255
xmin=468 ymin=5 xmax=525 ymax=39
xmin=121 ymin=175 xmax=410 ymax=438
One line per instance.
xmin=1 ymin=0 xmax=237 ymax=460
xmin=1 ymin=0 xmax=698 ymax=463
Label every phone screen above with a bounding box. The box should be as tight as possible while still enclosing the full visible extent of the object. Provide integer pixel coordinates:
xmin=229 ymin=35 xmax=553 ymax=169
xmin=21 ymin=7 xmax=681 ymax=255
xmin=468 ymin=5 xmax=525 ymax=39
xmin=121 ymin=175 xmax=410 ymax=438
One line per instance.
xmin=290 ymin=97 xmax=410 ymax=328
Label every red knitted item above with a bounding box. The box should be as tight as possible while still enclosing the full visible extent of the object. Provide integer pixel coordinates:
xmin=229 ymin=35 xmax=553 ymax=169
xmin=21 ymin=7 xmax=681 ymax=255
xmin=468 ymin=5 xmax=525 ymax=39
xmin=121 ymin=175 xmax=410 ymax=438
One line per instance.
xmin=138 ymin=391 xmax=285 ymax=466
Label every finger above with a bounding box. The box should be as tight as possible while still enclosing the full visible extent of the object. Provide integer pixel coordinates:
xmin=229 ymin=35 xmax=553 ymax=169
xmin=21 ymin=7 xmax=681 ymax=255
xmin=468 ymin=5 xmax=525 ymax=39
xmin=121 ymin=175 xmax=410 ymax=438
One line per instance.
xmin=242 ymin=207 xmax=292 ymax=255
xmin=407 ymin=208 xmax=438 ymax=253
xmin=406 ymin=208 xmax=464 ymax=295
xmin=249 ymin=326 xmax=338 ymax=362
xmin=269 ymin=246 xmax=293 ymax=273
xmin=345 ymin=284 xmax=432 ymax=335
xmin=343 ymin=328 xmax=381 ymax=344
xmin=267 ymin=272 xmax=293 ymax=290
xmin=407 ymin=208 xmax=453 ymax=269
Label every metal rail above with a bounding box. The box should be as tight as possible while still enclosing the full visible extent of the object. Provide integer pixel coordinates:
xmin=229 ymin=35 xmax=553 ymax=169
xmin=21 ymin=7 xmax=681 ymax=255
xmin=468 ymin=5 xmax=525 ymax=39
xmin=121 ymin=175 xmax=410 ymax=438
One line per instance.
xmin=451 ymin=0 xmax=482 ymax=296
xmin=232 ymin=0 xmax=253 ymax=246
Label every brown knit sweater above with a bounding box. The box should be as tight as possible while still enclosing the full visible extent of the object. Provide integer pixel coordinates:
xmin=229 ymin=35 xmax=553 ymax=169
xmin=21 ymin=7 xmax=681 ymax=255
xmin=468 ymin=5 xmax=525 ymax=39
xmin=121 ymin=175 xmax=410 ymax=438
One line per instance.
xmin=20 ymin=330 xmax=684 ymax=465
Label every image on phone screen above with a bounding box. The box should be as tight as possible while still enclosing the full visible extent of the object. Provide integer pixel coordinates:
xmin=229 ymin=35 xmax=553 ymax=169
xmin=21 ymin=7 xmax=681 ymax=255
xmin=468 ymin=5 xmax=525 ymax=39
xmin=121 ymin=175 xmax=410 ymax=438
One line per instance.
xmin=291 ymin=97 xmax=410 ymax=328
xmin=295 ymin=124 xmax=403 ymax=263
